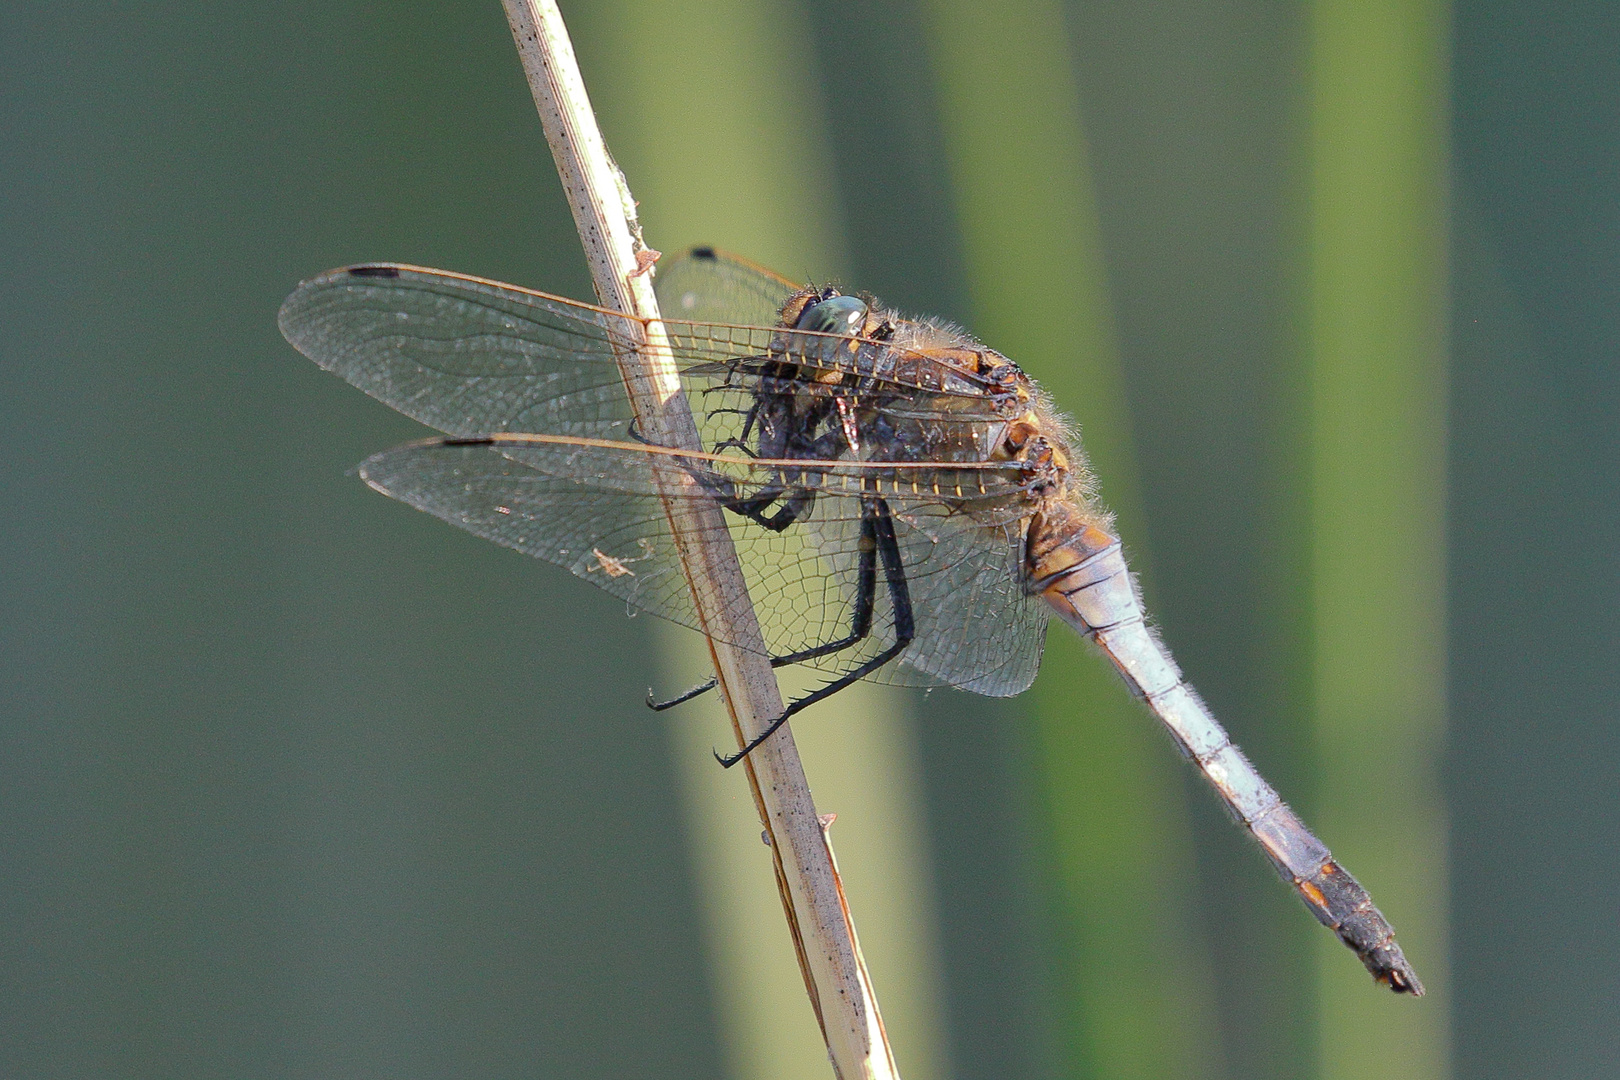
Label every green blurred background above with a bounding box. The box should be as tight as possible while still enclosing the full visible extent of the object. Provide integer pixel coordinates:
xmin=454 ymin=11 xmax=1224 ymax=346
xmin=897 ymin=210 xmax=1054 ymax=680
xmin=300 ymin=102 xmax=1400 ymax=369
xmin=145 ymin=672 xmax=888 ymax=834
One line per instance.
xmin=2 ymin=2 xmax=1614 ymax=1078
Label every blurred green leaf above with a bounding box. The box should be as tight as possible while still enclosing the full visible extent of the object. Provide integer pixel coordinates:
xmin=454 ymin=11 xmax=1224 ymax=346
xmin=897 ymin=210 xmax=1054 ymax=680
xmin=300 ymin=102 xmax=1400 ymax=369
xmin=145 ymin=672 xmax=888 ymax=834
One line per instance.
xmin=1309 ymin=1 xmax=1450 ymax=1077
xmin=920 ymin=2 xmax=1223 ymax=1077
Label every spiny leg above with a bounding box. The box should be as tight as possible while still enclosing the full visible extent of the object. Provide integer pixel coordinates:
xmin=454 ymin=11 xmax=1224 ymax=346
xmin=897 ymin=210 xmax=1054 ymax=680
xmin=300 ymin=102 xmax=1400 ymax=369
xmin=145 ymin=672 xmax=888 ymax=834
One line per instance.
xmin=709 ymin=396 xmax=762 ymax=456
xmin=723 ymin=487 xmax=815 ymax=533
xmin=648 ymin=500 xmax=878 ymax=711
xmin=685 ymin=462 xmax=812 ymax=535
xmin=715 ymin=498 xmax=916 ymax=768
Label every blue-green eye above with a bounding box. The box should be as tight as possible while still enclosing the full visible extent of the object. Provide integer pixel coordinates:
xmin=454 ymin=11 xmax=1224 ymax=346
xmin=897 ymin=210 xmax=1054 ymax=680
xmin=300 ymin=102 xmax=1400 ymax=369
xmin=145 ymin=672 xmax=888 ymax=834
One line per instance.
xmin=795 ymin=294 xmax=867 ymax=335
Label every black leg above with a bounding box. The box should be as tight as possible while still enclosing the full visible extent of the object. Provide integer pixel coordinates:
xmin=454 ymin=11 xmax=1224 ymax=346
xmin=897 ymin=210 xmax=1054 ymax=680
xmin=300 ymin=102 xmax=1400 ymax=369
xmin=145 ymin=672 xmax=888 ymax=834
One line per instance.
xmin=715 ymin=498 xmax=915 ymax=768
xmin=646 ymin=679 xmax=720 ymax=712
xmin=647 ymin=508 xmax=880 ymax=710
xmin=722 ymin=487 xmax=816 ymax=533
xmin=709 ymin=397 xmax=762 ymax=455
xmin=682 ymin=461 xmax=815 ymax=535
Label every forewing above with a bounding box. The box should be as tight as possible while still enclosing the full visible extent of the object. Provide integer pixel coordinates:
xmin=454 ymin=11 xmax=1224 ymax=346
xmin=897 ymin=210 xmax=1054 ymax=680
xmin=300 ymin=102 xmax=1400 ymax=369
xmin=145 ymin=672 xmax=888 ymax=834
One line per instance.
xmin=279 ymin=265 xmax=645 ymax=441
xmin=654 ymin=247 xmax=801 ymax=327
xmin=280 ymin=264 xmax=1016 ymax=449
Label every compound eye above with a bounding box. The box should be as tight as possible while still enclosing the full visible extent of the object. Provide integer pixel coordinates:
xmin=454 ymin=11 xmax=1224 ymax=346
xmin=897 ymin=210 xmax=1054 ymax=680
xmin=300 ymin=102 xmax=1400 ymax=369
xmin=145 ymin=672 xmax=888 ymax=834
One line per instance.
xmin=794 ymin=294 xmax=868 ymax=336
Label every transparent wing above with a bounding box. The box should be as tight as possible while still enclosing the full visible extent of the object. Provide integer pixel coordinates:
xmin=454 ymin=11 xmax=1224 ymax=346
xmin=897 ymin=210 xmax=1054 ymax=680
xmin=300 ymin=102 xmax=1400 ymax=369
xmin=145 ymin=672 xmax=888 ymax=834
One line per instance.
xmin=803 ymin=494 xmax=1049 ymax=696
xmin=356 ymin=436 xmax=1047 ymax=695
xmin=280 ymin=264 xmax=646 ymax=442
xmin=277 ymin=263 xmax=1014 ymax=449
xmin=654 ymin=247 xmax=801 ymax=327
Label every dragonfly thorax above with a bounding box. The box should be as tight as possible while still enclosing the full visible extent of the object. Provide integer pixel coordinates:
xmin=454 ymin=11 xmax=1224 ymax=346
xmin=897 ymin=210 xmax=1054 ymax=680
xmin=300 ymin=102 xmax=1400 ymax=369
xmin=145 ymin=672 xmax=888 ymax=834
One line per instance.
xmin=764 ymin=286 xmax=1056 ymax=466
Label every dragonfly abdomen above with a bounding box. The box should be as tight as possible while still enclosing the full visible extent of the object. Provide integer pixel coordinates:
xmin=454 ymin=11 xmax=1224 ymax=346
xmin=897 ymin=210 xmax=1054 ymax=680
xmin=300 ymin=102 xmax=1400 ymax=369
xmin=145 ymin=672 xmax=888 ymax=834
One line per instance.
xmin=1036 ymin=522 xmax=1424 ymax=995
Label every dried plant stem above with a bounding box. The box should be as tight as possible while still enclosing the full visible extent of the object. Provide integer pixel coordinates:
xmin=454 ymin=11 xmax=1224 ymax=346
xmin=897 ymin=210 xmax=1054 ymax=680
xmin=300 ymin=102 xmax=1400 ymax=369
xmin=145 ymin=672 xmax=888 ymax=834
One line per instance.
xmin=498 ymin=3 xmax=897 ymax=1076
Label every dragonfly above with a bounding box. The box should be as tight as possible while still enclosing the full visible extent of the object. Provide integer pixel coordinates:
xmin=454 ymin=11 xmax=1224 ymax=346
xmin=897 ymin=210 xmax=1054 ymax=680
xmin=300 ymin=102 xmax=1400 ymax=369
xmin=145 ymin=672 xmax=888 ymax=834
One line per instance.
xmin=280 ymin=246 xmax=1423 ymax=995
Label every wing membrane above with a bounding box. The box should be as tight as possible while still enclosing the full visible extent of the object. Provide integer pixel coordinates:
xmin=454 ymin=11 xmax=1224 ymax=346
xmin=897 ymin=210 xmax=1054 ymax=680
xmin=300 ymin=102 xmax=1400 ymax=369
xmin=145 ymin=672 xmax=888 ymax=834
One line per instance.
xmin=284 ymin=258 xmax=1049 ymax=693
xmin=358 ymin=436 xmax=1047 ymax=694
xmin=278 ymin=263 xmax=1014 ymax=449
xmin=654 ymin=247 xmax=800 ymax=327
xmin=803 ymin=494 xmax=1048 ymax=696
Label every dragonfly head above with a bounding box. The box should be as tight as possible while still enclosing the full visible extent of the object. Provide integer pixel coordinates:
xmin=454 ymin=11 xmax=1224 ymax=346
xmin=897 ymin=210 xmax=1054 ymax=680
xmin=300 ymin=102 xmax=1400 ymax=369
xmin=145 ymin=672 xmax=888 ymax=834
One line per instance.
xmin=774 ymin=288 xmax=879 ymax=378
xmin=793 ymin=293 xmax=869 ymax=336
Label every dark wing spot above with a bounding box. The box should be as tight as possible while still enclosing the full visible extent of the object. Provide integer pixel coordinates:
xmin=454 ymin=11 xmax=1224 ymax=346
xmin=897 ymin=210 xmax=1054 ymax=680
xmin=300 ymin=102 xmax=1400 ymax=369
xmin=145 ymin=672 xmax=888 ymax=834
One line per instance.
xmin=690 ymin=246 xmax=717 ymax=260
xmin=346 ymin=265 xmax=401 ymax=279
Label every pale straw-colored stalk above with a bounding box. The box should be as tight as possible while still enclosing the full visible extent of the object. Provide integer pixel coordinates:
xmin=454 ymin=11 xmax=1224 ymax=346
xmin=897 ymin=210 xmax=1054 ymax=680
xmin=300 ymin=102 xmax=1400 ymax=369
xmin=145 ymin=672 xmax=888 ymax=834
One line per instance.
xmin=497 ymin=3 xmax=898 ymax=1076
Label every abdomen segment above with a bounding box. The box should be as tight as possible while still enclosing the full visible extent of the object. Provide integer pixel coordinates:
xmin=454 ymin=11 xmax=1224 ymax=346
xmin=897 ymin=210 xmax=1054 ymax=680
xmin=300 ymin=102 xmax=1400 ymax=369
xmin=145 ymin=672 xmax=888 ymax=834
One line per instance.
xmin=1040 ymin=533 xmax=1424 ymax=995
